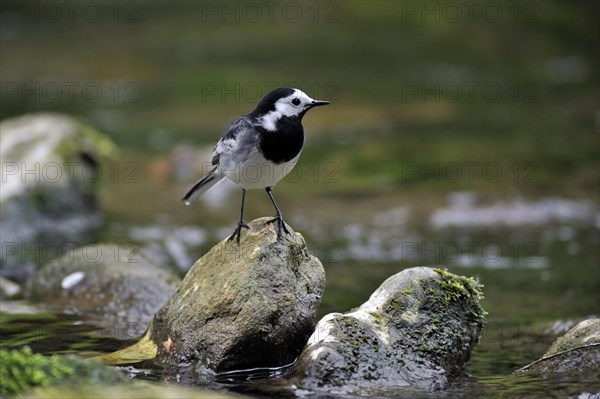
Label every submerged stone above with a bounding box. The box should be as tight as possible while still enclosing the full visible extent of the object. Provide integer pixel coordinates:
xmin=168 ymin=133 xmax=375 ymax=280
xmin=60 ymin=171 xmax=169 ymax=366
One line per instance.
xmin=544 ymin=318 xmax=600 ymax=356
xmin=150 ymin=218 xmax=325 ymax=371
xmin=290 ymin=267 xmax=486 ymax=394
xmin=27 ymin=243 xmax=180 ymax=328
xmin=514 ymin=318 xmax=600 ymax=379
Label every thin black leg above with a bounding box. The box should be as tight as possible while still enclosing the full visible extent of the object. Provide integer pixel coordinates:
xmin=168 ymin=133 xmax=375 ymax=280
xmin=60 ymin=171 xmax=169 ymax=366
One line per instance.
xmin=228 ymin=189 xmax=249 ymax=244
xmin=265 ymin=186 xmax=290 ymax=240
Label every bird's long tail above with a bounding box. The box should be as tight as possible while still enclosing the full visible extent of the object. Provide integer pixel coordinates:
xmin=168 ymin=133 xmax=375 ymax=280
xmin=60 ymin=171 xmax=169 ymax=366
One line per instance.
xmin=182 ymin=167 xmax=224 ymax=205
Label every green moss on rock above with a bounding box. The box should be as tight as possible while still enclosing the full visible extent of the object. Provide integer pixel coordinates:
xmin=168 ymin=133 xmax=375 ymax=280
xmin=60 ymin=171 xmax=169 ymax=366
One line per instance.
xmin=0 ymin=347 xmax=125 ymax=396
xmin=434 ymin=268 xmax=487 ymax=326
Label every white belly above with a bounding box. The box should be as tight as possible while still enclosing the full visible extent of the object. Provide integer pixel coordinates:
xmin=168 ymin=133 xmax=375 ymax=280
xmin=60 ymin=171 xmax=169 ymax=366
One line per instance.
xmin=222 ymin=151 xmax=300 ymax=190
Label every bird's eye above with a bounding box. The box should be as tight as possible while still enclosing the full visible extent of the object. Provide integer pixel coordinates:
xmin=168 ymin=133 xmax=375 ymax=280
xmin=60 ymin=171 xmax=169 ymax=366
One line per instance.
xmin=291 ymin=98 xmax=301 ymax=106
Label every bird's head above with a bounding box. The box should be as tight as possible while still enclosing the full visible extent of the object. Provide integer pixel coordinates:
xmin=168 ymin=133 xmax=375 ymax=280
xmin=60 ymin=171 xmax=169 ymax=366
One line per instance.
xmin=252 ymin=87 xmax=329 ymax=130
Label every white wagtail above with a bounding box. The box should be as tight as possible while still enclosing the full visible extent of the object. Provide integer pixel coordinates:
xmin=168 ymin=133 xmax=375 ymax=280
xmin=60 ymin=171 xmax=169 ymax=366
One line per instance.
xmin=182 ymin=87 xmax=330 ymax=243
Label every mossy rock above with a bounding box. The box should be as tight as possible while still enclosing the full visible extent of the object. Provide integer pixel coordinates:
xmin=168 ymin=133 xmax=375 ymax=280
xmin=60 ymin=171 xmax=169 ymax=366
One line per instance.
xmin=291 ymin=267 xmax=486 ymax=394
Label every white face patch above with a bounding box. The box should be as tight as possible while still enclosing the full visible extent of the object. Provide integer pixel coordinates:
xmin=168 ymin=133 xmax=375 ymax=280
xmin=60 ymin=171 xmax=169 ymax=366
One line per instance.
xmin=259 ymin=89 xmax=317 ymax=132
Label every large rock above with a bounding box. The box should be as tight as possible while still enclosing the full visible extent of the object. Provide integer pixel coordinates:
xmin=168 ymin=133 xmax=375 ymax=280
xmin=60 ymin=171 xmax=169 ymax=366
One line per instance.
xmin=0 ymin=113 xmax=114 ymax=281
xmin=514 ymin=318 xmax=600 ymax=379
xmin=27 ymin=243 xmax=180 ymax=329
xmin=150 ymin=218 xmax=325 ymax=371
xmin=290 ymin=267 xmax=486 ymax=394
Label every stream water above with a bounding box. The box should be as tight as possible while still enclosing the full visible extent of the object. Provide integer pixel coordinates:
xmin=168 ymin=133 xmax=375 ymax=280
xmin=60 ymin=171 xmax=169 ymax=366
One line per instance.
xmin=1 ymin=194 xmax=598 ymax=398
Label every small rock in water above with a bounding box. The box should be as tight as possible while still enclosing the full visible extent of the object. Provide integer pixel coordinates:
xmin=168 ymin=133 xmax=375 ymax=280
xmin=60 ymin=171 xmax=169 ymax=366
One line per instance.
xmin=290 ymin=267 xmax=486 ymax=394
xmin=150 ymin=218 xmax=326 ymax=371
xmin=27 ymin=243 xmax=180 ymax=329
xmin=515 ymin=318 xmax=600 ymax=379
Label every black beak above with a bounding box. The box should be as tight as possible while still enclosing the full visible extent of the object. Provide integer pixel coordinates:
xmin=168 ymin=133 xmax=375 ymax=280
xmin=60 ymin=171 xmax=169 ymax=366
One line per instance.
xmin=309 ymin=100 xmax=330 ymax=107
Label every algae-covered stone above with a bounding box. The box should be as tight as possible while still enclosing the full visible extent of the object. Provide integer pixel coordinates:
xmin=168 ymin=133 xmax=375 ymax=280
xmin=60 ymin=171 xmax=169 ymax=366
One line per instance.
xmin=150 ymin=218 xmax=325 ymax=371
xmin=28 ymin=243 xmax=180 ymax=327
xmin=514 ymin=318 xmax=600 ymax=379
xmin=0 ymin=113 xmax=115 ymax=281
xmin=0 ymin=346 xmax=126 ymax=397
xmin=290 ymin=267 xmax=486 ymax=394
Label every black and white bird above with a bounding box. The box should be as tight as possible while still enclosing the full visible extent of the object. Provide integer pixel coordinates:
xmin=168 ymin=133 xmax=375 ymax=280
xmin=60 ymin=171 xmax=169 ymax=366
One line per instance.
xmin=182 ymin=87 xmax=330 ymax=243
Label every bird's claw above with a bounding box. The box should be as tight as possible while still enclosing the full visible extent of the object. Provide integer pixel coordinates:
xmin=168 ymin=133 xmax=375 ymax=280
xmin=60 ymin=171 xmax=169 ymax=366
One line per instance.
xmin=266 ymin=214 xmax=290 ymax=240
xmin=228 ymin=220 xmax=249 ymax=244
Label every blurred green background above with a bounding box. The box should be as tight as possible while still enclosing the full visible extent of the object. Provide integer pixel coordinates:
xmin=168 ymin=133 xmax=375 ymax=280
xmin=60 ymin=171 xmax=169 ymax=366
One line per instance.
xmin=2 ymin=1 xmax=598 ymax=208
xmin=1 ymin=0 xmax=599 ymax=392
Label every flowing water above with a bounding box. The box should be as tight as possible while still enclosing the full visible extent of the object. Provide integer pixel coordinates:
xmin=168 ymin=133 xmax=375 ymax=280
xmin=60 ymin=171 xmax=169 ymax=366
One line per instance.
xmin=2 ymin=191 xmax=598 ymax=398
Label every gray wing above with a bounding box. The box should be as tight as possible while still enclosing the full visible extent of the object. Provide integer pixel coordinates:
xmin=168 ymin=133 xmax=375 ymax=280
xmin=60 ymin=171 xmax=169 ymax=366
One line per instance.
xmin=212 ymin=116 xmax=259 ymax=167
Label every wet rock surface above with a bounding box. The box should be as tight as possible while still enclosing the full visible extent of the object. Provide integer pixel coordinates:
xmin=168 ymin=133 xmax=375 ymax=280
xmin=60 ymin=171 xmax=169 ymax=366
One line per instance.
xmin=150 ymin=218 xmax=325 ymax=372
xmin=0 ymin=113 xmax=114 ymax=282
xmin=27 ymin=243 xmax=180 ymax=327
xmin=290 ymin=267 xmax=486 ymax=394
xmin=514 ymin=318 xmax=600 ymax=379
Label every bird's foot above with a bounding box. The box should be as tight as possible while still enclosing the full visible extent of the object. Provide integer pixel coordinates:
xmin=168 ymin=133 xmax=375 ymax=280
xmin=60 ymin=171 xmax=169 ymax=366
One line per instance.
xmin=266 ymin=213 xmax=290 ymax=240
xmin=228 ymin=219 xmax=250 ymax=244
